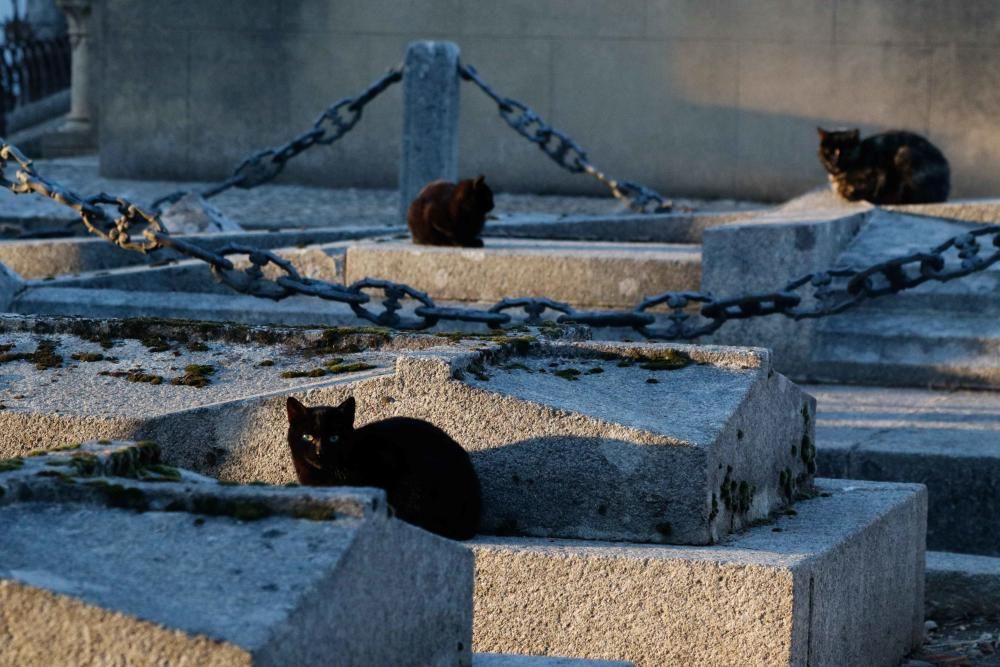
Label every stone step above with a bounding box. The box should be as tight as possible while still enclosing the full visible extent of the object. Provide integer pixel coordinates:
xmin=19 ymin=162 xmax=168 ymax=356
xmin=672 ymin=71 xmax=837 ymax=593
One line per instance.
xmin=0 ymin=442 xmax=473 ymax=666
xmin=812 ymin=312 xmax=1000 ymax=389
xmin=486 ymin=210 xmax=758 ymax=244
xmin=343 ymin=239 xmax=702 ymax=308
xmin=0 ymin=314 xmax=814 ymax=547
xmin=471 ymin=479 xmax=925 ymax=667
xmin=926 ymin=550 xmax=1000 ymax=620
xmin=811 ymin=383 xmax=1000 ymax=556
xmin=0 ymin=226 xmax=396 ymax=279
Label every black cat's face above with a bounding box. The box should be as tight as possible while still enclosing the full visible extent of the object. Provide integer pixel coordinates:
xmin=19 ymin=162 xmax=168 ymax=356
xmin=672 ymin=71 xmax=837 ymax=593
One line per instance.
xmin=471 ymin=175 xmax=495 ymax=214
xmin=817 ymin=128 xmax=861 ymax=173
xmin=286 ymin=396 xmax=356 ymax=464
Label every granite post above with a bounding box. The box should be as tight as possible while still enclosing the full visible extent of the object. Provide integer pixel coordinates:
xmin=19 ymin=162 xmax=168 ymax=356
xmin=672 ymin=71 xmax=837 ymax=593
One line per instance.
xmin=399 ymin=41 xmax=460 ymax=225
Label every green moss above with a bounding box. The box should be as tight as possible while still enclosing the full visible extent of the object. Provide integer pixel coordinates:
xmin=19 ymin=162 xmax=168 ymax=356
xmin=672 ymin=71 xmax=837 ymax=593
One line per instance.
xmin=709 ymin=493 xmax=719 ymax=522
xmin=90 ymin=482 xmax=149 ymax=512
xmin=0 ymin=457 xmax=24 ymax=472
xmin=171 ymin=364 xmax=216 ymax=388
xmin=554 ymin=368 xmax=581 ymax=381
xmin=139 ymin=464 xmax=182 ymax=483
xmin=36 ymin=469 xmax=75 ymax=482
xmin=52 ymin=442 xmax=81 ymax=452
xmin=97 ymin=439 xmax=112 ymax=445
xmin=187 ymin=341 xmax=209 ymax=352
xmin=0 ymin=340 xmax=63 ymax=370
xmin=71 ymin=352 xmax=105 ymax=362
xmin=281 ymin=368 xmax=328 ymax=379
xmin=586 ymin=367 xmax=604 ymax=374
xmin=293 ymin=505 xmax=338 ymax=521
xmin=616 ymin=360 xmax=634 ymax=367
xmin=501 ymin=362 xmax=531 ymax=371
xmin=639 ymin=350 xmax=692 ymax=371
xmin=129 ymin=371 xmax=164 ymax=385
xmin=67 ymin=452 xmax=99 ymax=476
xmin=799 ymin=434 xmax=817 ymax=474
xmin=325 ymin=361 xmax=376 ymax=374
xmin=467 ymin=360 xmax=489 ymax=381
xmin=258 ymin=359 xmax=275 ymax=367
xmin=142 ymin=336 xmax=171 ymax=353
xmin=191 ymin=495 xmax=271 ymax=521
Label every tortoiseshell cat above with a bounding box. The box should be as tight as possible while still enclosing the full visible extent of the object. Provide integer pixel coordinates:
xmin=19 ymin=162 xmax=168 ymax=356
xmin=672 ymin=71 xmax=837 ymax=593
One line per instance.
xmin=286 ymin=396 xmax=481 ymax=540
xmin=407 ymin=175 xmax=494 ymax=247
xmin=817 ymin=128 xmax=950 ymax=205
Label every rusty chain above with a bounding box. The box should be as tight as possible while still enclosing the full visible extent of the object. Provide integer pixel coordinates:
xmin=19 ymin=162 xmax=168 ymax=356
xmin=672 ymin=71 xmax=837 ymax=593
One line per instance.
xmin=458 ymin=62 xmax=673 ymax=214
xmin=4 ymin=142 xmax=1000 ymax=339
xmin=150 ymin=67 xmax=403 ymax=211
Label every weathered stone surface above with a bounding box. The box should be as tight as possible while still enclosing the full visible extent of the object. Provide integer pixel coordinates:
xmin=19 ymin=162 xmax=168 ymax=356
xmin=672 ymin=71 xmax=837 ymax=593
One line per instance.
xmin=810 ymin=210 xmax=1000 ymax=389
xmin=926 ymin=551 xmax=1000 ymax=620
xmin=474 ymin=655 xmax=632 ymax=667
xmin=0 ymin=226 xmax=396 ymax=279
xmin=486 ymin=210 xmax=760 ymax=244
xmin=344 ymin=239 xmax=702 ymax=308
xmin=399 ymin=41 xmax=460 ymax=223
xmin=0 ymin=442 xmax=474 ymax=666
xmin=158 ymin=192 xmax=243 ymax=234
xmin=0 ymin=315 xmax=812 ymax=546
xmin=471 ymin=479 xmax=926 ymax=667
xmin=812 ymin=383 xmax=1000 ymax=556
xmin=701 ymin=207 xmax=869 ymax=376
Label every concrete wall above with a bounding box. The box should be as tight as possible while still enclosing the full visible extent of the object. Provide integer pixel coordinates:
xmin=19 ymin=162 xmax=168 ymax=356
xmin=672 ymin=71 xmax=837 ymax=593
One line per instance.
xmin=98 ymin=1 xmax=1000 ymax=201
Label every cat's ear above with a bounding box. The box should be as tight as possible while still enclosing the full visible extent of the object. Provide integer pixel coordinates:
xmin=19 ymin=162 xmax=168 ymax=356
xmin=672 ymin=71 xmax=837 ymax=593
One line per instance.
xmin=286 ymin=396 xmax=307 ymax=422
xmin=848 ymin=128 xmax=861 ymax=141
xmin=474 ymin=174 xmax=486 ymax=188
xmin=816 ymin=127 xmax=828 ymax=139
xmin=337 ymin=396 xmax=356 ymax=427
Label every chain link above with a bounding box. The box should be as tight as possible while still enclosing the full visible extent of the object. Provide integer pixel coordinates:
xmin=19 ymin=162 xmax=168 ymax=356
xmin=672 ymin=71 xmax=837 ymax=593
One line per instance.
xmin=150 ymin=67 xmax=403 ymax=211
xmin=458 ymin=62 xmax=673 ymax=214
xmin=5 ymin=140 xmax=1000 ymax=339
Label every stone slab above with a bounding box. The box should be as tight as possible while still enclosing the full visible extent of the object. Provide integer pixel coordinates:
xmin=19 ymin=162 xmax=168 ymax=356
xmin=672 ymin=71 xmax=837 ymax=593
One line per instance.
xmin=486 ymin=210 xmax=761 ymax=244
xmin=31 ymin=241 xmax=355 ymax=294
xmin=926 ymin=551 xmax=1000 ymax=620
xmin=474 ymin=655 xmax=632 ymax=667
xmin=0 ymin=315 xmax=813 ymax=546
xmin=700 ymin=207 xmax=869 ymax=376
xmin=811 ymin=384 xmax=1000 ymax=556
xmin=0 ymin=442 xmax=473 ymax=666
xmin=470 ymin=479 xmax=926 ymax=667
xmin=0 ymin=226 xmax=397 ymax=279
xmin=344 ymin=239 xmax=702 ymax=308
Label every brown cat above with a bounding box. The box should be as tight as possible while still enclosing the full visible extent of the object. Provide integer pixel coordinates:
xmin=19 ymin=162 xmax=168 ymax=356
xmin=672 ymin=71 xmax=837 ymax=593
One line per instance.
xmin=817 ymin=128 xmax=950 ymax=205
xmin=286 ymin=396 xmax=481 ymax=540
xmin=406 ymin=175 xmax=494 ymax=247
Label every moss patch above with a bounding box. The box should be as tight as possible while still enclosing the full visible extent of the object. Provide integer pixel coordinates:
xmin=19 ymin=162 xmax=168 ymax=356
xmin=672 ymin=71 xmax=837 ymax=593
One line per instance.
xmin=553 ymin=368 xmax=581 ymax=381
xmin=0 ymin=457 xmax=24 ymax=473
xmin=171 ymin=364 xmax=216 ymax=388
xmin=71 ymin=352 xmax=105 ymax=362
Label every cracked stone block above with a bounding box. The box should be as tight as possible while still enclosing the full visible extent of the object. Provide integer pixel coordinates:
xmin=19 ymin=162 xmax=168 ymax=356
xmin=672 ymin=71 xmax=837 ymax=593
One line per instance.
xmin=0 ymin=442 xmax=473 ymax=666
xmin=0 ymin=315 xmax=814 ymax=546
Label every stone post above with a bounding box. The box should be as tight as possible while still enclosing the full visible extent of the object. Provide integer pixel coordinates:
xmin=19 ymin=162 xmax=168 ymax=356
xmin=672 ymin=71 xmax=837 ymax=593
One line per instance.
xmin=399 ymin=41 xmax=460 ymax=224
xmin=54 ymin=0 xmax=93 ymax=137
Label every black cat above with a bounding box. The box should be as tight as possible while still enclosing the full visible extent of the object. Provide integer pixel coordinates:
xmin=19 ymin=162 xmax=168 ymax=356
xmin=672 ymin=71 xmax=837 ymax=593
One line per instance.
xmin=406 ymin=175 xmax=494 ymax=247
xmin=286 ymin=396 xmax=481 ymax=540
xmin=817 ymin=128 xmax=950 ymax=205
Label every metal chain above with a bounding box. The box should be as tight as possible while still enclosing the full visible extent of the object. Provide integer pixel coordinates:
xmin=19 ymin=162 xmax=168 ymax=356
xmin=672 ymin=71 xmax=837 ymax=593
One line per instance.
xmin=4 ymin=142 xmax=1000 ymax=339
xmin=150 ymin=67 xmax=403 ymax=211
xmin=458 ymin=62 xmax=673 ymax=214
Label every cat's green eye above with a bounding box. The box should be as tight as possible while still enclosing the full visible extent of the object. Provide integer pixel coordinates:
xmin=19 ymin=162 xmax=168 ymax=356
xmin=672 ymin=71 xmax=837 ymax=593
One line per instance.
xmin=328 ymin=435 xmax=339 ymax=444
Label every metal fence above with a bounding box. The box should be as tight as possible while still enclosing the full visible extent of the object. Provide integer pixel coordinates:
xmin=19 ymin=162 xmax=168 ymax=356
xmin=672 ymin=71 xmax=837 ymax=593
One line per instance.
xmin=0 ymin=13 xmax=70 ymax=137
